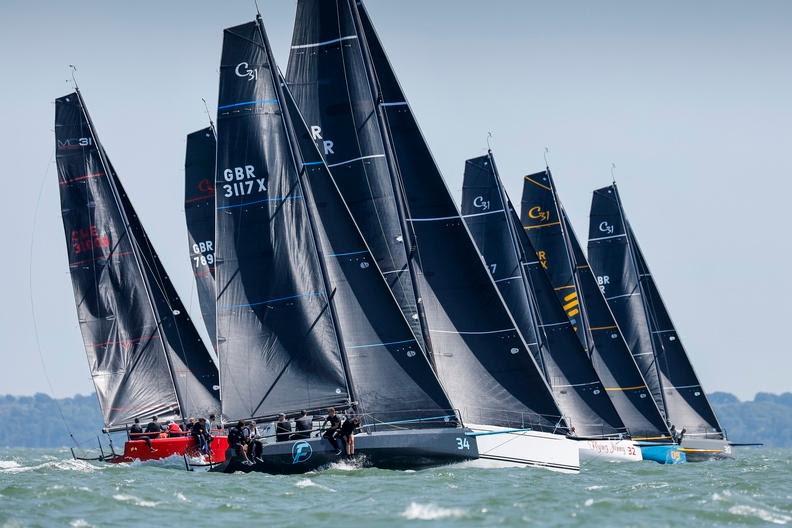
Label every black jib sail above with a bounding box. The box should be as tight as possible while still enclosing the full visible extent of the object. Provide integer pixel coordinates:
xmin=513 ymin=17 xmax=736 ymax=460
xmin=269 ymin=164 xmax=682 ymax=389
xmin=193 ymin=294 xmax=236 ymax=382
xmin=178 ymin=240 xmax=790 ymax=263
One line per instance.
xmin=56 ymin=90 xmax=220 ymax=430
xmin=519 ymin=169 xmax=670 ymax=440
xmin=588 ymin=184 xmax=724 ymax=438
xmin=462 ymin=153 xmax=626 ymax=438
xmin=285 ymin=0 xmax=567 ymax=432
xmin=285 ymin=0 xmax=426 ymax=353
xmin=215 ymin=17 xmax=457 ymax=427
xmin=184 ymin=127 xmax=217 ymax=349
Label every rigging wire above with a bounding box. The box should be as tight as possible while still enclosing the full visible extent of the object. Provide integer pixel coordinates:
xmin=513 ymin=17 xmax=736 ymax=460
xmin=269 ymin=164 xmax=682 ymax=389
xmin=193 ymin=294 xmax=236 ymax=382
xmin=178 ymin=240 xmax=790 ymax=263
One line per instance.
xmin=28 ymin=150 xmax=81 ymax=449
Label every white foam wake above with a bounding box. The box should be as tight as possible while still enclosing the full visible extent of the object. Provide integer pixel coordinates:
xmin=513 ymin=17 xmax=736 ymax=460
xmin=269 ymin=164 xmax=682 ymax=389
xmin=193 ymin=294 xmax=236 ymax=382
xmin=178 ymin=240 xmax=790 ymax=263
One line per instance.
xmin=401 ymin=502 xmax=466 ymax=520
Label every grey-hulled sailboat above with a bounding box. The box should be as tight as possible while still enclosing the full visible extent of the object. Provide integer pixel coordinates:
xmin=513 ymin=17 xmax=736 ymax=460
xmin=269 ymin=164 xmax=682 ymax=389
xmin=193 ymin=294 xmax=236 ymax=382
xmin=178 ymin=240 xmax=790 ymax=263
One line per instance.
xmin=588 ymin=183 xmax=730 ymax=460
xmin=286 ymin=0 xmax=580 ymax=472
xmin=211 ymin=14 xmax=476 ymax=474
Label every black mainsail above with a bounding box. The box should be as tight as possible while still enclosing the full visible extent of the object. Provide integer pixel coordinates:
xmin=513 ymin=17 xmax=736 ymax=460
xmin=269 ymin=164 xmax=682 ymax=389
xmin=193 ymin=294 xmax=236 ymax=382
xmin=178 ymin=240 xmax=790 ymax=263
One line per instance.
xmin=462 ymin=153 xmax=626 ymax=437
xmin=286 ymin=0 xmax=567 ymax=432
xmin=56 ymin=91 xmax=220 ymax=430
xmin=519 ymin=169 xmax=670 ymax=440
xmin=588 ymin=184 xmax=724 ymax=437
xmin=215 ymin=17 xmax=456 ymax=427
xmin=184 ymin=127 xmax=217 ymax=349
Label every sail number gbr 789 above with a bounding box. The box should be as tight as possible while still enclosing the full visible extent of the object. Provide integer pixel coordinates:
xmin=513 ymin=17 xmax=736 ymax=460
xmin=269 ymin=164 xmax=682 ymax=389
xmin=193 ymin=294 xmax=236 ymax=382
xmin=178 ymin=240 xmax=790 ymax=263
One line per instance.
xmin=221 ymin=165 xmax=266 ymax=198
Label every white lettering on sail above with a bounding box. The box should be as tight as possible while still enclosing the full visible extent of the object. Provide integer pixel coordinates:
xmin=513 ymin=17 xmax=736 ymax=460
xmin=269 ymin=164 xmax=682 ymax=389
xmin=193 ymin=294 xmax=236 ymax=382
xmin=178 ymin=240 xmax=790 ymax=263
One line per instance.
xmin=234 ymin=62 xmax=257 ymax=82
xmin=473 ymin=196 xmax=490 ymax=211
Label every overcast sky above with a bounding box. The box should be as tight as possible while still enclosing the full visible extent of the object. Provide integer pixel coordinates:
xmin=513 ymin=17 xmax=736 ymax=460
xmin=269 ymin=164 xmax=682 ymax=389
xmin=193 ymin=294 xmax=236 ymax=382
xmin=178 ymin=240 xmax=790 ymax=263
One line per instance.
xmin=1 ymin=0 xmax=789 ymax=401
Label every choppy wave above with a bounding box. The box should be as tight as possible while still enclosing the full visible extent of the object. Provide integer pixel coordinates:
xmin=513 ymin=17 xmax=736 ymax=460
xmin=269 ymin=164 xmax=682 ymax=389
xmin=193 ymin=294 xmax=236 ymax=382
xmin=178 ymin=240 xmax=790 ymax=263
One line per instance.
xmin=401 ymin=502 xmax=467 ymax=520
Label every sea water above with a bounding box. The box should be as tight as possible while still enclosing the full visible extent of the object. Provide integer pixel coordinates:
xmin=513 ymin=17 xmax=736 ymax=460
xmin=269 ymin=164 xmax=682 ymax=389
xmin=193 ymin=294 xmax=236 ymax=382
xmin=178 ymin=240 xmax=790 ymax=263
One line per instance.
xmin=0 ymin=447 xmax=789 ymax=527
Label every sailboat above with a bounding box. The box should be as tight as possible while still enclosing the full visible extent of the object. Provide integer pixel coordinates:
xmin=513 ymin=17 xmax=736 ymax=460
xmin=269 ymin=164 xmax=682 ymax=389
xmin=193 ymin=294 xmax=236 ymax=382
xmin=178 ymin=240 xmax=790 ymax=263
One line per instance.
xmin=518 ymin=167 xmax=683 ymax=463
xmin=588 ymin=183 xmax=731 ymax=461
xmin=56 ymin=89 xmax=227 ymax=464
xmin=184 ymin=126 xmax=217 ymax=350
xmin=286 ymin=0 xmax=579 ymax=473
xmin=462 ymin=152 xmax=652 ymax=463
xmin=210 ymin=15 xmax=476 ymax=475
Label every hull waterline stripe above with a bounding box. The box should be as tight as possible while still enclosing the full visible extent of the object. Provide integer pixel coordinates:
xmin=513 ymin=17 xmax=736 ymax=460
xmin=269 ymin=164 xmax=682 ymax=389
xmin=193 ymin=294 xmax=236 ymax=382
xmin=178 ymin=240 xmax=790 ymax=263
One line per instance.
xmin=291 ymin=35 xmax=358 ymax=49
xmin=477 ymin=454 xmax=579 ymax=472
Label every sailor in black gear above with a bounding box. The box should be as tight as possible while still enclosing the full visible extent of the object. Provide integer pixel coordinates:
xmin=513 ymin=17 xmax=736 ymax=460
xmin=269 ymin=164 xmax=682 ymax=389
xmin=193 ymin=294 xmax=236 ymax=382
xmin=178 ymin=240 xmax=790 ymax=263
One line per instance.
xmin=321 ymin=408 xmax=342 ymax=454
xmin=275 ymin=413 xmax=292 ymax=442
xmin=129 ymin=418 xmax=151 ymax=448
xmin=292 ymin=410 xmax=312 ymax=440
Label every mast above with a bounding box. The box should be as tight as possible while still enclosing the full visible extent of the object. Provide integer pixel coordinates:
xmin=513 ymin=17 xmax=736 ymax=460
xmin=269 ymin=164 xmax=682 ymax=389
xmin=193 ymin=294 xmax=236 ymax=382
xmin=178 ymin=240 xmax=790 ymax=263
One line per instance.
xmin=254 ymin=14 xmax=358 ymax=412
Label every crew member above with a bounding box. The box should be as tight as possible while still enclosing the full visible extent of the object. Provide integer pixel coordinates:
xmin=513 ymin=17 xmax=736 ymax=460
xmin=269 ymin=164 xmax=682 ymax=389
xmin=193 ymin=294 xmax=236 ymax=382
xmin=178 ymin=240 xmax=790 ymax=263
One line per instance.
xmin=321 ymin=408 xmax=342 ymax=454
xmin=339 ymin=415 xmax=360 ymax=457
xmin=292 ymin=410 xmax=312 ymax=440
xmin=275 ymin=413 xmax=292 ymax=442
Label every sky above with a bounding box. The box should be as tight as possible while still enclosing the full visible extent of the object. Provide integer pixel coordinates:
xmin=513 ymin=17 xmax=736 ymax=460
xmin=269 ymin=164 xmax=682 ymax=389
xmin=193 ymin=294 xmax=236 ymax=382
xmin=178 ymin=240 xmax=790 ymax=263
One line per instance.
xmin=1 ymin=1 xmax=790 ymax=401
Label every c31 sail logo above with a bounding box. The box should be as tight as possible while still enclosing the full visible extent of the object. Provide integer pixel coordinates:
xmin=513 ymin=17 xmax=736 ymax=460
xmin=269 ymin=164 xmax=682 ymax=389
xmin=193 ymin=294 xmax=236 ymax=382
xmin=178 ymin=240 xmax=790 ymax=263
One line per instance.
xmin=472 ymin=195 xmax=491 ymax=211
xmin=291 ymin=441 xmax=312 ymax=464
xmin=527 ymin=206 xmax=551 ymax=223
xmin=599 ymin=221 xmax=615 ymax=235
xmin=234 ymin=62 xmax=257 ymax=82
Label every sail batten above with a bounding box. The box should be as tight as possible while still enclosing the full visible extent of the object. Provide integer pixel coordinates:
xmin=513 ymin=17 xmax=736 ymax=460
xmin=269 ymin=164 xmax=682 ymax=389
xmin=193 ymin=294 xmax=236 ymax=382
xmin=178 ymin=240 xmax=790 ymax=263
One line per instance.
xmin=56 ymin=91 xmax=220 ymax=429
xmin=588 ymin=184 xmax=724 ymax=437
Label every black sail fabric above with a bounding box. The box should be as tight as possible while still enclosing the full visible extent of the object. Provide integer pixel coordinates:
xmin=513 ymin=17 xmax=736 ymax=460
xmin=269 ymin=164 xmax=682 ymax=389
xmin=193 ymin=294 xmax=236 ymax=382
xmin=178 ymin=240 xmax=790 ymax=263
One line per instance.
xmin=184 ymin=127 xmax=217 ymax=349
xmin=461 ymin=154 xmax=625 ymax=437
xmin=280 ymin=82 xmax=457 ymax=426
xmin=520 ymin=168 xmax=669 ymax=439
xmin=215 ymin=21 xmax=349 ymax=422
xmin=520 ymin=169 xmax=586 ymax=339
xmin=286 ymin=0 xmax=426 ymax=353
xmin=56 ymin=92 xmax=220 ymax=429
xmin=353 ymin=3 xmax=565 ymax=432
xmin=563 ymin=212 xmax=670 ymax=439
xmin=588 ymin=185 xmax=724 ymax=437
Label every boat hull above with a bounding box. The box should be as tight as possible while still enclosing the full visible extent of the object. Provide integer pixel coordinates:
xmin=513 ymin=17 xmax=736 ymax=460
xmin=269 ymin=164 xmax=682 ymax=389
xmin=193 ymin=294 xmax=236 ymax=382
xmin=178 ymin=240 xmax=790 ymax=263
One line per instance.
xmin=107 ymin=436 xmax=228 ymax=464
xmin=210 ymin=427 xmax=477 ymax=474
xmin=680 ymin=437 xmax=732 ymax=462
xmin=463 ymin=424 xmax=580 ymax=473
xmin=578 ymin=438 xmax=642 ymax=462
xmin=638 ymin=444 xmax=686 ymax=464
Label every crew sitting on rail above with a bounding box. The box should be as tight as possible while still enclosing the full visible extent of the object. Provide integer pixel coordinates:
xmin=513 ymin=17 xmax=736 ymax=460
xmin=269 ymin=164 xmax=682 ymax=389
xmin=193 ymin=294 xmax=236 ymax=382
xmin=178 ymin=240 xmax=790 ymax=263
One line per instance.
xmin=167 ymin=421 xmax=183 ymax=438
xmin=184 ymin=417 xmax=196 ymax=434
xmin=321 ymin=408 xmax=342 ymax=455
xmin=129 ymin=418 xmax=152 ymax=449
xmin=339 ymin=414 xmax=361 ymax=457
xmin=227 ymin=420 xmax=250 ymax=463
xmin=292 ymin=410 xmax=312 ymax=440
xmin=275 ymin=413 xmax=292 ymax=442
xmin=191 ymin=418 xmax=212 ymax=455
xmin=245 ymin=421 xmax=264 ymax=461
xmin=145 ymin=416 xmax=165 ymax=438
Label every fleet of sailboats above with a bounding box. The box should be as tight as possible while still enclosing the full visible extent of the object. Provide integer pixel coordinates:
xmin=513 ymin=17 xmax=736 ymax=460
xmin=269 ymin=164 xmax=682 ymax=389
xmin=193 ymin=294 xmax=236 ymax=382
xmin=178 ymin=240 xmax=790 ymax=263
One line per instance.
xmin=54 ymin=0 xmax=732 ymax=473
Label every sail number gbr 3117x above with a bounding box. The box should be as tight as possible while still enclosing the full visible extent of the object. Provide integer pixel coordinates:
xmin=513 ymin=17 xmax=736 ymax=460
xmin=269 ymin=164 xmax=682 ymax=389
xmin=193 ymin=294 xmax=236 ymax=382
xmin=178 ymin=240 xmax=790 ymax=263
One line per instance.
xmin=221 ymin=165 xmax=266 ymax=198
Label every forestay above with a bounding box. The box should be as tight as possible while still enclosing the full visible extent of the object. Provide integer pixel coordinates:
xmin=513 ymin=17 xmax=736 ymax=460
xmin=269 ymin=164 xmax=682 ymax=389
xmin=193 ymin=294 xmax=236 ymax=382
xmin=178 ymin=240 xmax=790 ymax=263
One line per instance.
xmin=56 ymin=91 xmax=220 ymax=430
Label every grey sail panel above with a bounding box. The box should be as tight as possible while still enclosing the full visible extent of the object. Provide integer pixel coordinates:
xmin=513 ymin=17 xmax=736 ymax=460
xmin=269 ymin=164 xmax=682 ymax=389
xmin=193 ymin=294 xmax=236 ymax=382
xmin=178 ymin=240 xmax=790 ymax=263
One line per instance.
xmin=628 ymin=224 xmax=723 ymax=436
xmin=563 ymin=212 xmax=671 ymax=439
xmin=281 ymin=83 xmax=457 ymax=426
xmin=588 ymin=185 xmax=666 ymax=418
xmin=286 ymin=0 xmax=425 ymax=352
xmin=56 ymin=92 xmax=219 ymax=429
xmin=215 ymin=21 xmax=349 ymax=422
xmin=184 ymin=127 xmax=217 ymax=349
xmin=356 ymin=4 xmax=566 ymax=432
xmin=460 ymin=154 xmax=624 ymax=437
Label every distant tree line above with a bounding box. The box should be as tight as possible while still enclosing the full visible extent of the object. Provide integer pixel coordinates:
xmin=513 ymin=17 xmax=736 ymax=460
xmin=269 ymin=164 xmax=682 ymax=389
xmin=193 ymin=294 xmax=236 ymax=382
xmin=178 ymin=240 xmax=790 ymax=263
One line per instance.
xmin=0 ymin=392 xmax=789 ymax=448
